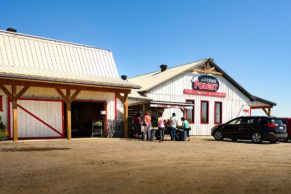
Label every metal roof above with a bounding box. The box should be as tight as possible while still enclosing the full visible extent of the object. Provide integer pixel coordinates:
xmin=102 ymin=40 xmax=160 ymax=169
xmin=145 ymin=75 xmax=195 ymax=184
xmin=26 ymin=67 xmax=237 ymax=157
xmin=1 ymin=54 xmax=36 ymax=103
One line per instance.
xmin=129 ymin=58 xmax=276 ymax=106
xmin=129 ymin=59 xmax=207 ymax=92
xmin=0 ymin=30 xmax=139 ymax=89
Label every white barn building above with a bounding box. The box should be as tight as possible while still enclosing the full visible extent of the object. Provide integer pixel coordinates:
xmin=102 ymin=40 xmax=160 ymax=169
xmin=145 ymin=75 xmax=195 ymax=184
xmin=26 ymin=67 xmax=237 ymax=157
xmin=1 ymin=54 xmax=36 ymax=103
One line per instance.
xmin=128 ymin=58 xmax=276 ymax=136
xmin=0 ymin=29 xmax=139 ymax=141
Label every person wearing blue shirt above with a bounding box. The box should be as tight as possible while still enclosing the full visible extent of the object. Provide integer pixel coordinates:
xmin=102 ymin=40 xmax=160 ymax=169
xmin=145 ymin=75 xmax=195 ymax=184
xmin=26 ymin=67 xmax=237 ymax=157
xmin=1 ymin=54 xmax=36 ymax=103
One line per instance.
xmin=181 ymin=117 xmax=191 ymax=141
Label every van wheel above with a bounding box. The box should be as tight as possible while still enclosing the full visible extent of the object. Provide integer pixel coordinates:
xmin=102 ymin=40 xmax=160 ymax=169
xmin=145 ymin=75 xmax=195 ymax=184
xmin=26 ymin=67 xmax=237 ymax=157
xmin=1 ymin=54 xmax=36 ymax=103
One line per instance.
xmin=213 ymin=130 xmax=224 ymax=141
xmin=251 ymin=132 xmax=263 ymax=143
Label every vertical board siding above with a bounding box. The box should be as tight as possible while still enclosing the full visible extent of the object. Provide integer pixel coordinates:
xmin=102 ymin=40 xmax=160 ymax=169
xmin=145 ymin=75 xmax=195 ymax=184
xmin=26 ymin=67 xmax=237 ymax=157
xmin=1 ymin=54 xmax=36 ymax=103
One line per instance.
xmin=0 ymin=31 xmax=119 ymax=78
xmin=9 ymin=99 xmax=63 ymax=138
xmin=21 ymin=87 xmax=115 ymax=121
xmin=147 ymin=72 xmax=251 ymax=135
xmin=4 ymin=87 xmax=115 ymax=138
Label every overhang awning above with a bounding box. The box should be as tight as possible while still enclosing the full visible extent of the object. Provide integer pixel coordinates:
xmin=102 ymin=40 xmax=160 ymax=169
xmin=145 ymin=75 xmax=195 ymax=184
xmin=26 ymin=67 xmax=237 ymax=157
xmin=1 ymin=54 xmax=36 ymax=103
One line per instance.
xmin=150 ymin=101 xmax=194 ymax=109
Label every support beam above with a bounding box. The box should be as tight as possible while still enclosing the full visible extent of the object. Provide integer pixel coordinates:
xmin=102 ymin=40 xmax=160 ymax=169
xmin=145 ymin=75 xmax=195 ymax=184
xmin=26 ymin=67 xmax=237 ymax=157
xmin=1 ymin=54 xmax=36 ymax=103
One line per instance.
xmin=194 ymin=69 xmax=223 ymax=76
xmin=0 ymin=84 xmax=13 ymax=99
xmin=115 ymin=92 xmax=129 ymax=138
xmin=66 ymin=101 xmax=72 ymax=140
xmin=70 ymin=90 xmax=81 ymax=102
xmin=66 ymin=89 xmax=72 ymax=140
xmin=55 ymin=89 xmax=69 ymax=104
xmin=12 ymin=85 xmax=18 ymax=142
xmin=15 ymin=86 xmax=30 ymax=99
xmin=262 ymin=108 xmax=271 ymax=116
xmin=0 ymin=85 xmax=30 ymax=142
xmin=55 ymin=88 xmax=81 ymax=140
xmin=123 ymin=93 xmax=128 ymax=138
xmin=115 ymin=93 xmax=124 ymax=105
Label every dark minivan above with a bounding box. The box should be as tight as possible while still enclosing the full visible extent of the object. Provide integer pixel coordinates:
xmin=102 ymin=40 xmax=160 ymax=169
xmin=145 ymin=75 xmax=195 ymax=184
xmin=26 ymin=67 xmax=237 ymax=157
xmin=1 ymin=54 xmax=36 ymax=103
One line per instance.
xmin=211 ymin=116 xmax=288 ymax=143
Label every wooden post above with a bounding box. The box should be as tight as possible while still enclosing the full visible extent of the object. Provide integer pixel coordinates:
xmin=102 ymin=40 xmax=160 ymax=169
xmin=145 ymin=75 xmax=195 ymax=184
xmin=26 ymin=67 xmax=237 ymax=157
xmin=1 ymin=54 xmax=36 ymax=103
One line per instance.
xmin=55 ymin=88 xmax=80 ymax=140
xmin=123 ymin=93 xmax=129 ymax=138
xmin=66 ymin=89 xmax=72 ymax=140
xmin=0 ymin=85 xmax=29 ymax=142
xmin=12 ymin=85 xmax=18 ymax=142
xmin=268 ymin=108 xmax=272 ymax=116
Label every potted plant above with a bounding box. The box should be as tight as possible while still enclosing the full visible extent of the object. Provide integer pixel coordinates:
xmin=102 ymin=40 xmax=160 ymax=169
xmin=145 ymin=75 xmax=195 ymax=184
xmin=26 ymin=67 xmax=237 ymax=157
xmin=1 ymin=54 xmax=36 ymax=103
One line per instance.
xmin=0 ymin=116 xmax=8 ymax=141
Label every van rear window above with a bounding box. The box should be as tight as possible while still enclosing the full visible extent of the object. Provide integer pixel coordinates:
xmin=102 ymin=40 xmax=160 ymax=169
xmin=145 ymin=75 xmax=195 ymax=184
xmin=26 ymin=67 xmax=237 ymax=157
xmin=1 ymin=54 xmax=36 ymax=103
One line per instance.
xmin=268 ymin=119 xmax=283 ymax=125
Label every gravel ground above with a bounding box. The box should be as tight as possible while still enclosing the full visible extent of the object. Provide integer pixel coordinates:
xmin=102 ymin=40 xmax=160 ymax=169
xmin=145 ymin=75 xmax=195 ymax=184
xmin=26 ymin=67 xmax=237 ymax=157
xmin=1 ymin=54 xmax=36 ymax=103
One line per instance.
xmin=1 ymin=137 xmax=291 ymax=194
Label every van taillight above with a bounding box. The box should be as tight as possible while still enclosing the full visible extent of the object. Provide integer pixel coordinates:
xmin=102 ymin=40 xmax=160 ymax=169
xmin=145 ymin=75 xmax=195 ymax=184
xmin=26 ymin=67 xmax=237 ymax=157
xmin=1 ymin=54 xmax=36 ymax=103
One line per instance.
xmin=265 ymin=123 xmax=278 ymax=128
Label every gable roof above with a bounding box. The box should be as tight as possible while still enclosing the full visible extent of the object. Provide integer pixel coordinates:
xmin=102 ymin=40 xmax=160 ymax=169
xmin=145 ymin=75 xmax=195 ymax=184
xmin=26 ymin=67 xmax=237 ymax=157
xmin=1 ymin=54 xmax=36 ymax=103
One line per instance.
xmin=0 ymin=30 xmax=140 ymax=89
xmin=129 ymin=59 xmax=207 ymax=92
xmin=129 ymin=58 xmax=276 ymax=106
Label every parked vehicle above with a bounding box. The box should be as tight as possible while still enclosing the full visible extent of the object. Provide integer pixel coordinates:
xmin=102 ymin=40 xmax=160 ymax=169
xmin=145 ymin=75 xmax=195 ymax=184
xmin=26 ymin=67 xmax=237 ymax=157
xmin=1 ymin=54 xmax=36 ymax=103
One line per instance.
xmin=280 ymin=118 xmax=291 ymax=142
xmin=211 ymin=116 xmax=288 ymax=143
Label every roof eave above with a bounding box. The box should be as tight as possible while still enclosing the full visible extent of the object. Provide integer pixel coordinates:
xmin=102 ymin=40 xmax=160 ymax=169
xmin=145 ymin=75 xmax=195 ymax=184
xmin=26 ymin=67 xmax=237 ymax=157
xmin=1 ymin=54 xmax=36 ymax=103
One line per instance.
xmin=0 ymin=74 xmax=141 ymax=90
xmin=253 ymin=96 xmax=277 ymax=106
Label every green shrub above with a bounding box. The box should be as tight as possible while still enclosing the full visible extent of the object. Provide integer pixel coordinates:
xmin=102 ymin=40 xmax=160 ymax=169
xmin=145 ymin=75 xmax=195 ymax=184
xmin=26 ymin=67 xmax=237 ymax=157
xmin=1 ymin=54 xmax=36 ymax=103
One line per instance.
xmin=0 ymin=116 xmax=8 ymax=141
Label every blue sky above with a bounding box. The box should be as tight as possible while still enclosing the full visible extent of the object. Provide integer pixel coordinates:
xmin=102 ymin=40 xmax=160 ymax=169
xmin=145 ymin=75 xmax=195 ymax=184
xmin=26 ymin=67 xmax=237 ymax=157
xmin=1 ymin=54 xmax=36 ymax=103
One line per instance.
xmin=0 ymin=0 xmax=290 ymax=116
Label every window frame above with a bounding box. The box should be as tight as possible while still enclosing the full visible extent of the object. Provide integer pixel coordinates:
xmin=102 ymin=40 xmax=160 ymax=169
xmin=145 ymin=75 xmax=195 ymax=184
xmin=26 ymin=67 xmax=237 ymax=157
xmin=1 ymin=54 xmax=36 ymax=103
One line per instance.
xmin=185 ymin=99 xmax=195 ymax=124
xmin=214 ymin=101 xmax=222 ymax=124
xmin=0 ymin=95 xmax=2 ymax=112
xmin=200 ymin=100 xmax=209 ymax=124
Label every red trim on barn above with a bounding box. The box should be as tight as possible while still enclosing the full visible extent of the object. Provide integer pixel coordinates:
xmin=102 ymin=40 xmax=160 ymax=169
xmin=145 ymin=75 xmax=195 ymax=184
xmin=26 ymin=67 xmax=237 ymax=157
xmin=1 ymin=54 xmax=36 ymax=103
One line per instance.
xmin=61 ymin=100 xmax=65 ymax=138
xmin=185 ymin=99 xmax=195 ymax=124
xmin=17 ymin=104 xmax=63 ymax=136
xmin=200 ymin=100 xmax=209 ymax=124
xmin=18 ymin=136 xmax=63 ymax=140
xmin=114 ymin=93 xmax=117 ymax=120
xmin=0 ymin=95 xmax=3 ymax=112
xmin=214 ymin=101 xmax=222 ymax=124
xmin=7 ymin=98 xmax=64 ymax=139
xmin=7 ymin=98 xmax=11 ymax=138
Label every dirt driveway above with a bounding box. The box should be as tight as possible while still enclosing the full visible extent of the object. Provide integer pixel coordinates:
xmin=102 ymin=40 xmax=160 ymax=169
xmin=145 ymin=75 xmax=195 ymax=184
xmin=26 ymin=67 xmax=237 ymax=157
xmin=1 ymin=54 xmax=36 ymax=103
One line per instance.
xmin=1 ymin=137 xmax=291 ymax=194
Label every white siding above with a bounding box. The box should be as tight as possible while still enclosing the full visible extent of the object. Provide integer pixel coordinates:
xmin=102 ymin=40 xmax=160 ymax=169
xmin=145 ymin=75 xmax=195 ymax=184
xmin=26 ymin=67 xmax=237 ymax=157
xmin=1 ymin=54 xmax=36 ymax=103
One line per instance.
xmin=2 ymin=86 xmax=115 ymax=138
xmin=147 ymin=72 xmax=251 ymax=135
xmin=10 ymin=100 xmax=63 ymax=138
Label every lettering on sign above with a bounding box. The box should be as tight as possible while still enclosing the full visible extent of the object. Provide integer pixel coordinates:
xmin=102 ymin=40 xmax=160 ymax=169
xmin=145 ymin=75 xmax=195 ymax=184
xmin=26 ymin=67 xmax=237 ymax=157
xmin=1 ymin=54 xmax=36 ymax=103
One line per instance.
xmin=192 ymin=75 xmax=219 ymax=92
xmin=184 ymin=89 xmax=226 ymax=98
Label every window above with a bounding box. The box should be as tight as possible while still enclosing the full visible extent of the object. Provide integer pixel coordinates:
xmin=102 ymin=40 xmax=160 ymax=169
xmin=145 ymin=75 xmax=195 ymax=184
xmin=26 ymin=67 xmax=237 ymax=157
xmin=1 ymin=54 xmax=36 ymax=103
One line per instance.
xmin=228 ymin=118 xmax=243 ymax=125
xmin=0 ymin=96 xmax=2 ymax=112
xmin=185 ymin=100 xmax=194 ymax=123
xmin=201 ymin=101 xmax=209 ymax=124
xmin=214 ymin=102 xmax=222 ymax=124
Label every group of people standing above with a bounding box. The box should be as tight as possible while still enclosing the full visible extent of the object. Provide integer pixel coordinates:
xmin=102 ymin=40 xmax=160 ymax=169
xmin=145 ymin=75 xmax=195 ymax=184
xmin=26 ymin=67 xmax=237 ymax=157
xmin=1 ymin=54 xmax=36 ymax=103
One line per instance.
xmin=132 ymin=111 xmax=191 ymax=142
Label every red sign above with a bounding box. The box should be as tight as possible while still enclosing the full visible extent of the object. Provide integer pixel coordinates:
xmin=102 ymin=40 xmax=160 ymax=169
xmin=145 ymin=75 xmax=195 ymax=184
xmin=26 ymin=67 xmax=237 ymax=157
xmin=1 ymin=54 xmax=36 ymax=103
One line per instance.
xmin=192 ymin=75 xmax=219 ymax=92
xmin=243 ymin=109 xmax=249 ymax=113
xmin=184 ymin=89 xmax=226 ymax=98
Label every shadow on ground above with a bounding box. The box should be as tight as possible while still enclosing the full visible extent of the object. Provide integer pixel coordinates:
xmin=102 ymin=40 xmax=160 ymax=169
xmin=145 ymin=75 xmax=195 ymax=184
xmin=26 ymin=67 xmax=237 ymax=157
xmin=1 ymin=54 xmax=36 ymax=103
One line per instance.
xmin=202 ymin=138 xmax=279 ymax=145
xmin=1 ymin=147 xmax=71 ymax=152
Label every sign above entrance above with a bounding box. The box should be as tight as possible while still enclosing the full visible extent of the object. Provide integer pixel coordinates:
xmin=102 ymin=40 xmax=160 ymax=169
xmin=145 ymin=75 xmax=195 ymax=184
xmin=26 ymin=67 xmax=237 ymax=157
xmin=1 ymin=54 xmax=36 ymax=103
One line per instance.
xmin=184 ymin=75 xmax=226 ymax=97
xmin=183 ymin=89 xmax=226 ymax=98
xmin=192 ymin=75 xmax=219 ymax=92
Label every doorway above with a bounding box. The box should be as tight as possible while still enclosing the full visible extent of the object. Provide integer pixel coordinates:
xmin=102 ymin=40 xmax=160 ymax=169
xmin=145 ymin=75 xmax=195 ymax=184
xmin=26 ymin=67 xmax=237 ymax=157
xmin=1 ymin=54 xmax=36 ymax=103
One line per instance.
xmin=66 ymin=101 xmax=105 ymax=138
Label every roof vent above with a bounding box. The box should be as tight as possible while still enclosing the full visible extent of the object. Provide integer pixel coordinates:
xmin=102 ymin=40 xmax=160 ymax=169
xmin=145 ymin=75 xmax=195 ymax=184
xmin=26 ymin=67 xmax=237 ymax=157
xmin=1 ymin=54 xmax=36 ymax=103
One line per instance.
xmin=121 ymin=75 xmax=127 ymax=80
xmin=160 ymin=64 xmax=167 ymax=72
xmin=6 ymin=27 xmax=17 ymax=33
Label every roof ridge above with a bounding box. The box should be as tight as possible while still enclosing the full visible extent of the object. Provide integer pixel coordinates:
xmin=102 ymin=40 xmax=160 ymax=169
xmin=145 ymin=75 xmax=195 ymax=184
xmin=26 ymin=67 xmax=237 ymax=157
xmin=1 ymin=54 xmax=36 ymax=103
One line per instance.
xmin=129 ymin=58 xmax=208 ymax=79
xmin=0 ymin=29 xmax=111 ymax=52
